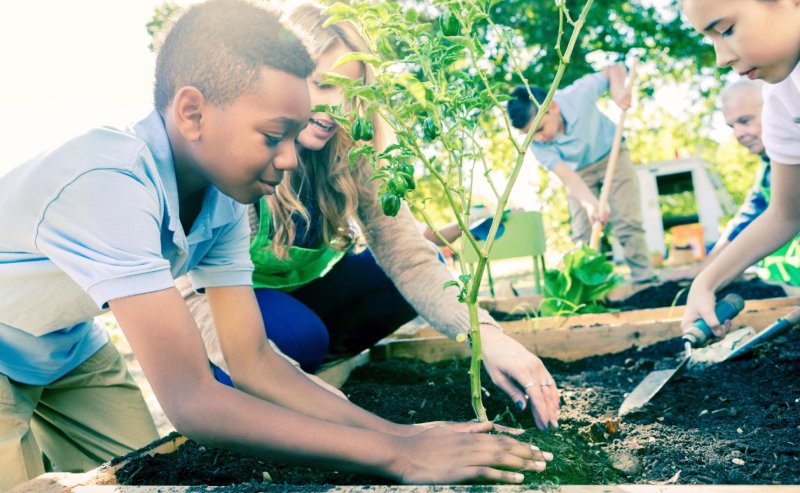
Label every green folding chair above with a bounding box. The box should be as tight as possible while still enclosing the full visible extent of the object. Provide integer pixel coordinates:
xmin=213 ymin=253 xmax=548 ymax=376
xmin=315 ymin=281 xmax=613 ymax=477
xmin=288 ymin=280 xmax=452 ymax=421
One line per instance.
xmin=460 ymin=211 xmax=547 ymax=296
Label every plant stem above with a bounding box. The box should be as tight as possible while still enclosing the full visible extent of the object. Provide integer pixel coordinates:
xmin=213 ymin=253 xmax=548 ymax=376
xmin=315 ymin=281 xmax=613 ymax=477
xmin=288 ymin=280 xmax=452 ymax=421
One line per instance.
xmin=467 ymin=299 xmax=487 ymax=421
xmin=463 ymin=0 xmax=595 ymax=421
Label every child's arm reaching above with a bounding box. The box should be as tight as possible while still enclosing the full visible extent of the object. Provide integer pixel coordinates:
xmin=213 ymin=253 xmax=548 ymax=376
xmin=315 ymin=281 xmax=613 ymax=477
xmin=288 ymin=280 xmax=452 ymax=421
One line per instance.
xmin=109 ymin=287 xmax=550 ymax=483
xmin=683 ymin=161 xmax=800 ymax=332
xmin=205 ymin=284 xmax=403 ymax=431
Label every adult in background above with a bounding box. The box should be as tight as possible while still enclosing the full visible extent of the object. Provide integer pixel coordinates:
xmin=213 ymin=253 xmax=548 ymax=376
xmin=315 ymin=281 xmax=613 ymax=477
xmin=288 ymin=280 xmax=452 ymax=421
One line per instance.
xmin=668 ymin=79 xmax=800 ymax=286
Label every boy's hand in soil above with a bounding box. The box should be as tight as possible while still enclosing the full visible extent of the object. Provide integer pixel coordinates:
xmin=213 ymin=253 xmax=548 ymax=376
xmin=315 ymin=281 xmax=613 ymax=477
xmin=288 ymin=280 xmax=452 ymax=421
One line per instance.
xmin=480 ymin=325 xmax=560 ymax=430
xmin=400 ymin=420 xmax=525 ymax=436
xmin=389 ymin=426 xmax=553 ymax=484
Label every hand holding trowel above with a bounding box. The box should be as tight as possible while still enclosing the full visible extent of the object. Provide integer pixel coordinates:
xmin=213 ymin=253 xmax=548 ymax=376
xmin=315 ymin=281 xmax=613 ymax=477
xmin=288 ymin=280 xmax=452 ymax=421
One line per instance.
xmin=619 ymin=294 xmax=800 ymax=416
xmin=618 ymin=293 xmax=744 ymax=416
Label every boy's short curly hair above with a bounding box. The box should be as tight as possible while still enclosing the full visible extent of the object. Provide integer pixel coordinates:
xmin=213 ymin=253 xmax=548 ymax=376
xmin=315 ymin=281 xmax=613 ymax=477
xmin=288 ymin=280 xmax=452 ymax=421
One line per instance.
xmin=154 ymin=0 xmax=315 ymax=113
xmin=507 ymin=86 xmax=548 ymax=129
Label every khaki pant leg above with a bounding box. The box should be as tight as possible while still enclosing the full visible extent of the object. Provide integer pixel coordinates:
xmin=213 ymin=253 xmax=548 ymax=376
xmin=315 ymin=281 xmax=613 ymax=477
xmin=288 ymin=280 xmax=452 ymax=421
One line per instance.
xmin=607 ymin=146 xmax=656 ymax=281
xmin=0 ymin=375 xmax=45 ymax=491
xmin=30 ymin=342 xmax=159 ymax=473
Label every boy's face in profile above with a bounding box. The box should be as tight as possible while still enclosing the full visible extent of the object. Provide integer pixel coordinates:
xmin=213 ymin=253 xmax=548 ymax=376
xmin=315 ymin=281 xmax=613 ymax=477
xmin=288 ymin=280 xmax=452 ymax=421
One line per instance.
xmin=682 ymin=0 xmax=800 ymax=84
xmin=524 ymin=103 xmax=565 ymax=143
xmin=191 ymin=67 xmax=310 ymax=204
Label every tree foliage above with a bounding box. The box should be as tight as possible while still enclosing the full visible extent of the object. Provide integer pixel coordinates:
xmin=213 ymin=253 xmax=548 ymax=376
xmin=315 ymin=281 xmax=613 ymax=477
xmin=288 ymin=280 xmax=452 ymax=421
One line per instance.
xmin=482 ymin=0 xmax=722 ymax=90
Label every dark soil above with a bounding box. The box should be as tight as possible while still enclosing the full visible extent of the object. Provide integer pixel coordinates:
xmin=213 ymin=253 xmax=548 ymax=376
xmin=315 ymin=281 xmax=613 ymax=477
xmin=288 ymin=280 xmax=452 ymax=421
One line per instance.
xmin=116 ymin=327 xmax=800 ymax=488
xmin=490 ymin=278 xmax=787 ymax=322
xmin=608 ymin=278 xmax=787 ymax=311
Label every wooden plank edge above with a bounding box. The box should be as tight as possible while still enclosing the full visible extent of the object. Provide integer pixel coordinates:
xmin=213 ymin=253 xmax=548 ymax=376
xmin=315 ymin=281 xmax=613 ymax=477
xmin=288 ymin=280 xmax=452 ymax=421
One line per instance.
xmin=317 ymin=349 xmax=371 ymax=388
xmin=373 ymin=304 xmax=800 ymax=363
xmin=403 ymin=296 xmax=800 ymax=339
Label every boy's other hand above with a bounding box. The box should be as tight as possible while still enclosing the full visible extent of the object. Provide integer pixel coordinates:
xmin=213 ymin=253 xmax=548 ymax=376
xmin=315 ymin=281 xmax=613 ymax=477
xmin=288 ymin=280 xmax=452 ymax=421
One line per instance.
xmin=388 ymin=427 xmax=552 ymax=483
xmin=399 ymin=420 xmax=524 ymax=436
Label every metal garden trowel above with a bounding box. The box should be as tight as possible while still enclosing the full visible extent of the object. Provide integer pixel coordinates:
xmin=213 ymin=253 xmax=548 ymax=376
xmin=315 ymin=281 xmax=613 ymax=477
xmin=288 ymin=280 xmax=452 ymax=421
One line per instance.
xmin=619 ymin=298 xmax=800 ymax=416
xmin=618 ymin=294 xmax=744 ymax=416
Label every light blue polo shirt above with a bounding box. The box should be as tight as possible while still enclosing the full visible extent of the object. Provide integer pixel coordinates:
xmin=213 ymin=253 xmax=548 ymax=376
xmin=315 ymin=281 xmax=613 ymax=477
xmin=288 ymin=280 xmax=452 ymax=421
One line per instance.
xmin=530 ymin=72 xmax=618 ymax=171
xmin=0 ymin=111 xmax=254 ymax=385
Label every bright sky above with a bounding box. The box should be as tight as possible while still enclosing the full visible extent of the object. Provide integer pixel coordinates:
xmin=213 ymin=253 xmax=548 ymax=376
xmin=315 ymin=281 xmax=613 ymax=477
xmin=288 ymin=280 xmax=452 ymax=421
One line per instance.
xmin=0 ymin=0 xmax=194 ymax=176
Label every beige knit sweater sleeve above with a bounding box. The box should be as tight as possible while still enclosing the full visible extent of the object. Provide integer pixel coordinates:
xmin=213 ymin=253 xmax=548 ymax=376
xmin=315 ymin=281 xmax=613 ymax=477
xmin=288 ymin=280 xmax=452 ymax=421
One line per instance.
xmin=356 ymin=182 xmax=499 ymax=340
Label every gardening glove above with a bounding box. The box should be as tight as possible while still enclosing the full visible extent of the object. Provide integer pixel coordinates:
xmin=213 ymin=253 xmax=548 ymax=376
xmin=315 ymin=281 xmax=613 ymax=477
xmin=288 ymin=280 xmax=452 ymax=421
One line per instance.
xmin=387 ymin=426 xmax=553 ymax=483
xmin=479 ymin=325 xmax=560 ymax=430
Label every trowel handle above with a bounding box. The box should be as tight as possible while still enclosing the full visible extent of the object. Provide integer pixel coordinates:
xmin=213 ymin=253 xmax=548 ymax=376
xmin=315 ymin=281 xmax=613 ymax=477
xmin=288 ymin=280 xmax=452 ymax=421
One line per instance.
xmin=726 ymin=307 xmax=800 ymax=361
xmin=682 ymin=293 xmax=745 ymax=347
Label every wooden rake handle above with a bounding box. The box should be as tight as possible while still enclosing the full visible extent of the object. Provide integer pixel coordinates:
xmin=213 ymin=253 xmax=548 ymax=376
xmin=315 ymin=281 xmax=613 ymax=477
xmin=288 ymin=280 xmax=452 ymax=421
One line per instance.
xmin=589 ymin=57 xmax=639 ymax=251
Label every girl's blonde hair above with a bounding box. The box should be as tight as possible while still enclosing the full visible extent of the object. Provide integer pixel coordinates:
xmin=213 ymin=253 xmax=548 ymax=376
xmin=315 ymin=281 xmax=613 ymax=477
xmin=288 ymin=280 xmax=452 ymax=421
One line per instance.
xmin=266 ymin=1 xmax=389 ymax=258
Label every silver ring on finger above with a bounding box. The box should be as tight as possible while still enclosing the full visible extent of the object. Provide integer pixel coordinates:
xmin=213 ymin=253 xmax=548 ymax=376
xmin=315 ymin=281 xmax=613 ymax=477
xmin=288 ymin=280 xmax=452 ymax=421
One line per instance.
xmin=523 ymin=381 xmax=537 ymax=390
xmin=540 ymin=379 xmax=555 ymax=387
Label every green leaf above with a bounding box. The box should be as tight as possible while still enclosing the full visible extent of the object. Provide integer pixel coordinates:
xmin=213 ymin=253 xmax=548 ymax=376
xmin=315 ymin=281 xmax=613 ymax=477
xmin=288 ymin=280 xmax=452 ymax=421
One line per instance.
xmin=320 ymin=72 xmax=357 ymax=88
xmin=393 ymin=73 xmax=429 ymax=107
xmin=332 ymin=52 xmax=383 ymax=69
xmin=309 ymin=104 xmax=350 ymax=127
xmin=443 ymin=280 xmax=460 ymax=290
xmin=348 ymin=145 xmax=374 ymax=168
xmin=322 ymin=3 xmax=357 ymax=22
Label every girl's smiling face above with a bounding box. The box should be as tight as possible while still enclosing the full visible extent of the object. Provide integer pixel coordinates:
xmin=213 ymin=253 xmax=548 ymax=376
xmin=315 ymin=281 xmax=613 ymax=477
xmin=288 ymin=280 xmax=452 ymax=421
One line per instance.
xmin=682 ymin=0 xmax=800 ymax=84
xmin=297 ymin=42 xmax=365 ymax=151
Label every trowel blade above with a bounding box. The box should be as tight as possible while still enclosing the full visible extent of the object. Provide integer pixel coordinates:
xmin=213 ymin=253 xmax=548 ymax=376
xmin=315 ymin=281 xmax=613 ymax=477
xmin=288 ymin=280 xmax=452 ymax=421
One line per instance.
xmin=618 ymin=357 xmax=688 ymax=416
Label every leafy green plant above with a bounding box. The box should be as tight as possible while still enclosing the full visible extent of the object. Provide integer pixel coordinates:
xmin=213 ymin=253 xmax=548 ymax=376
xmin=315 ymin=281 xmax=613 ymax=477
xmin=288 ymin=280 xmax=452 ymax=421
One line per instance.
xmin=323 ymin=0 xmax=594 ymax=421
xmin=539 ymin=245 xmax=622 ymax=317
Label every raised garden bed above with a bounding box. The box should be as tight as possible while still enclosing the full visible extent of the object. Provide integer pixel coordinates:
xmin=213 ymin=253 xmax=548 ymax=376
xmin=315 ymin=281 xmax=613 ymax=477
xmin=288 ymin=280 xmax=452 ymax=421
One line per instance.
xmin=15 ymin=296 xmax=799 ymax=492
xmin=487 ymin=278 xmax=791 ymax=322
xmin=100 ymin=325 xmax=799 ymax=488
xmin=378 ymin=296 xmax=800 ymax=363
